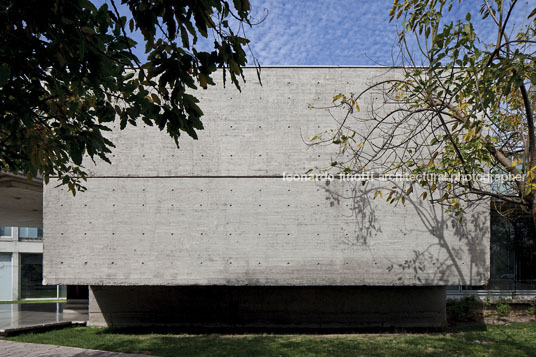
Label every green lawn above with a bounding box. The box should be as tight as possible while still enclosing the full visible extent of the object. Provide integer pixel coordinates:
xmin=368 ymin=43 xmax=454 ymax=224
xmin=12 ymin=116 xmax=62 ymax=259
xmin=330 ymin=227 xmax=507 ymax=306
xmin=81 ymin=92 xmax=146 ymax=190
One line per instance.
xmin=4 ymin=322 xmax=536 ymax=356
xmin=0 ymin=299 xmax=66 ymax=304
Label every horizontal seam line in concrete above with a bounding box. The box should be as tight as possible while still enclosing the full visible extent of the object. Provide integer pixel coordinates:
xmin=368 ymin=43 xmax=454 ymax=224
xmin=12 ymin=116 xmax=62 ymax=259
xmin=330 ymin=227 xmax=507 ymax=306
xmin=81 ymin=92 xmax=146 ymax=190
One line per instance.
xmin=52 ymin=175 xmax=285 ymax=179
xmin=49 ymin=175 xmax=372 ymax=179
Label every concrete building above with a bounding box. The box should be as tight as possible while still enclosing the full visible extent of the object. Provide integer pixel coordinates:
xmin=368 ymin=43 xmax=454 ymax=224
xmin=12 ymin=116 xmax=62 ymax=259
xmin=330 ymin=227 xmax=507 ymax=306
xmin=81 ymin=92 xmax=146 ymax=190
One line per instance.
xmin=6 ymin=68 xmax=492 ymax=328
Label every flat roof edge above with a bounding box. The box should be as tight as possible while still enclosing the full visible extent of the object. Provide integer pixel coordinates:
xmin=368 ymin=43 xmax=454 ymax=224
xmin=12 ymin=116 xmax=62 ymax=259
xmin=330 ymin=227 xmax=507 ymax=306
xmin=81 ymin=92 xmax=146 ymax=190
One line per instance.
xmin=240 ymin=65 xmax=407 ymax=69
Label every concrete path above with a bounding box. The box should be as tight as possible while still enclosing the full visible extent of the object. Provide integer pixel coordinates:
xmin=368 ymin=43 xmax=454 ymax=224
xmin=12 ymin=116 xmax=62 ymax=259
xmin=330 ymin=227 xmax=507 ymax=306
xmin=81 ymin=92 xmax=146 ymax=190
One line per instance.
xmin=0 ymin=339 xmax=150 ymax=356
xmin=0 ymin=303 xmax=88 ymax=335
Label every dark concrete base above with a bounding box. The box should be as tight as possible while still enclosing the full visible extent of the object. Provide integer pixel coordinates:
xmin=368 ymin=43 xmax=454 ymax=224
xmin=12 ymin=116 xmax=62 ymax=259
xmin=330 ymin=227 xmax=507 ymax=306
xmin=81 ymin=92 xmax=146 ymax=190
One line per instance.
xmin=89 ymin=285 xmax=446 ymax=330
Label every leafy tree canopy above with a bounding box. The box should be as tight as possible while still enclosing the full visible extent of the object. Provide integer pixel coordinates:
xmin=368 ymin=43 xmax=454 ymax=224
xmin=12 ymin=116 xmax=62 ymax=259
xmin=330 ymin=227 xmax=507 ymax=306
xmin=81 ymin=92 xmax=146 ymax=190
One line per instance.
xmin=0 ymin=0 xmax=256 ymax=193
xmin=311 ymin=0 xmax=536 ymax=225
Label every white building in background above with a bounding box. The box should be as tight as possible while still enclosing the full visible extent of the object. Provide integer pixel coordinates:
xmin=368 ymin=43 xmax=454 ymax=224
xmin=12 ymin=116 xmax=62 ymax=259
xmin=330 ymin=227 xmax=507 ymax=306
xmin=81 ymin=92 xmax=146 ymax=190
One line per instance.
xmin=0 ymin=226 xmax=66 ymax=301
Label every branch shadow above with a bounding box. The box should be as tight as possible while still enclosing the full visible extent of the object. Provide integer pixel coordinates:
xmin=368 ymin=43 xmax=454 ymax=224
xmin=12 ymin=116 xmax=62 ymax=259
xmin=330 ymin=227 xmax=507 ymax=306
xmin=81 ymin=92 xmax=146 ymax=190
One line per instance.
xmin=319 ymin=179 xmax=489 ymax=286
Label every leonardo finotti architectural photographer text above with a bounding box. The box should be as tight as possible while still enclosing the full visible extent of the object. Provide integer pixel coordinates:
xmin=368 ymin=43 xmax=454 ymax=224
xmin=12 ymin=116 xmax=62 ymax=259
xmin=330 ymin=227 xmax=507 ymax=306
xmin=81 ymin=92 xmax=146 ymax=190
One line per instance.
xmin=282 ymin=172 xmax=524 ymax=183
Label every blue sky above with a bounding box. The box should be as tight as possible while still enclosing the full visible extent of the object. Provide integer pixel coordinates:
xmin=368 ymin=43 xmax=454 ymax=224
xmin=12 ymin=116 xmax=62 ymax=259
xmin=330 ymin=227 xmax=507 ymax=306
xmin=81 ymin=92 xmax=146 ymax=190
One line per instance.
xmin=112 ymin=0 xmax=532 ymax=66
xmin=242 ymin=0 xmax=399 ymax=65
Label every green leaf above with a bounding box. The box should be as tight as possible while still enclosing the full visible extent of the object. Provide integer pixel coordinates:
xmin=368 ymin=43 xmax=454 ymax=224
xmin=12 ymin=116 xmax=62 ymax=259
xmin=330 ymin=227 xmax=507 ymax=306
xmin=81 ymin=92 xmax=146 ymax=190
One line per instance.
xmin=80 ymin=26 xmax=95 ymax=35
xmin=70 ymin=145 xmax=84 ymax=166
xmin=0 ymin=0 xmax=253 ymax=194
xmin=180 ymin=27 xmax=189 ymax=49
xmin=151 ymin=93 xmax=161 ymax=104
xmin=463 ymin=24 xmax=472 ymax=35
xmin=332 ymin=93 xmax=343 ymax=103
xmin=0 ymin=64 xmax=10 ymax=86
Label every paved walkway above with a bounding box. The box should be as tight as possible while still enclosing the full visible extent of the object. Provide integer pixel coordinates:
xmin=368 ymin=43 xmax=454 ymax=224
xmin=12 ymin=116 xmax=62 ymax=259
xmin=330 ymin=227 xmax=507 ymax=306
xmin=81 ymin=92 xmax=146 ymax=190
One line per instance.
xmin=0 ymin=303 xmax=88 ymax=332
xmin=0 ymin=340 xmax=150 ymax=356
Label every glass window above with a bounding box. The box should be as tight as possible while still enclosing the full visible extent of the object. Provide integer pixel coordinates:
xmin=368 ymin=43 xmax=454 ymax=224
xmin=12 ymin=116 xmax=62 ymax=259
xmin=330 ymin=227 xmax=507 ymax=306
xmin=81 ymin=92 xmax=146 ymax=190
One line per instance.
xmin=20 ymin=254 xmax=57 ymax=299
xmin=487 ymin=210 xmax=536 ymax=290
xmin=490 ymin=214 xmax=515 ymax=279
xmin=18 ymin=227 xmax=43 ymax=240
xmin=0 ymin=226 xmax=12 ymax=238
xmin=449 ymin=207 xmax=536 ymax=292
xmin=59 ymin=285 xmax=67 ymax=298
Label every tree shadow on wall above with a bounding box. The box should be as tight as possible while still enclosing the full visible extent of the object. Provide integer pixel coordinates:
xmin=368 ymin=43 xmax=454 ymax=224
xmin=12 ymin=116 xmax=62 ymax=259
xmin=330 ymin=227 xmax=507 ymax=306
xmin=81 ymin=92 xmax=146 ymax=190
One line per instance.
xmin=319 ymin=180 xmax=382 ymax=247
xmin=319 ymin=179 xmax=489 ymax=286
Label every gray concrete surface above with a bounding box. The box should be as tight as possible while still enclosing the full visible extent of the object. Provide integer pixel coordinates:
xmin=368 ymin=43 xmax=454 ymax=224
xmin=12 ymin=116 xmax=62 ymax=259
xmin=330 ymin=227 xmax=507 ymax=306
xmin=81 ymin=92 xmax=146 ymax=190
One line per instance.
xmin=0 ymin=340 xmax=149 ymax=356
xmin=88 ymin=285 xmax=447 ymax=329
xmin=0 ymin=303 xmax=87 ymax=333
xmin=41 ymin=67 xmax=490 ymax=328
xmin=0 ymin=173 xmax=42 ymax=228
xmin=43 ymin=68 xmax=490 ymax=287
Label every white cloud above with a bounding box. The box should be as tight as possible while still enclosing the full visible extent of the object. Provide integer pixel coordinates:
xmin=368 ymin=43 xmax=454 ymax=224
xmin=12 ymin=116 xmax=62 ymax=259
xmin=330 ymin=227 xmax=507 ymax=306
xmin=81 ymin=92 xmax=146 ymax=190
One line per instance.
xmin=111 ymin=0 xmax=532 ymax=66
xmin=243 ymin=0 xmax=531 ymax=66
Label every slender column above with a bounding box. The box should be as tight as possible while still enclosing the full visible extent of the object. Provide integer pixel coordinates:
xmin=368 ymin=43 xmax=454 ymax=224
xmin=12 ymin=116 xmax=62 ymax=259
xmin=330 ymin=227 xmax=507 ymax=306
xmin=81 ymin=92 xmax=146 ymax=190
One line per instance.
xmin=11 ymin=252 xmax=20 ymax=300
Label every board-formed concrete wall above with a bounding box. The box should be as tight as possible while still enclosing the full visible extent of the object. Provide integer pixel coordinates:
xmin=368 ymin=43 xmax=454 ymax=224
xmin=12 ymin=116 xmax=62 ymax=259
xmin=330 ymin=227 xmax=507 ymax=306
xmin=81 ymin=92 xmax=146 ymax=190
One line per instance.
xmin=43 ymin=67 xmax=490 ymax=288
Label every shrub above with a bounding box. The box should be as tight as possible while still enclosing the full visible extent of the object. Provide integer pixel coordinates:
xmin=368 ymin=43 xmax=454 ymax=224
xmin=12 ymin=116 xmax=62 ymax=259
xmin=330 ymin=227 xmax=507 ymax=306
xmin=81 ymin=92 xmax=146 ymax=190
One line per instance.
xmin=447 ymin=297 xmax=483 ymax=322
xmin=527 ymin=297 xmax=536 ymax=315
xmin=496 ymin=298 xmax=512 ymax=317
xmin=482 ymin=296 xmax=492 ymax=308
